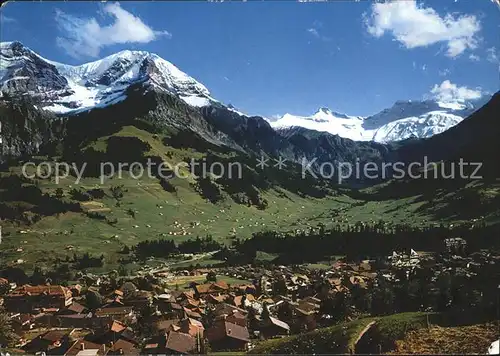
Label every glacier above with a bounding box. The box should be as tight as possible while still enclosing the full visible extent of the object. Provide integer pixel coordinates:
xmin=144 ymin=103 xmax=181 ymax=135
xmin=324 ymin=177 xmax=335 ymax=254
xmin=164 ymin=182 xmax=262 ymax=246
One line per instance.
xmin=0 ymin=42 xmax=216 ymax=114
xmin=270 ymin=99 xmax=489 ymax=143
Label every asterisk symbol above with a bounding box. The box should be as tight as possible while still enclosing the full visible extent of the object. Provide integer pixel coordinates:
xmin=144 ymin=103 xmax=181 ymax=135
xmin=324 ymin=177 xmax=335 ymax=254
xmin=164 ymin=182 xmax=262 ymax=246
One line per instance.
xmin=274 ymin=156 xmax=287 ymax=170
xmin=256 ymin=155 xmax=269 ymax=170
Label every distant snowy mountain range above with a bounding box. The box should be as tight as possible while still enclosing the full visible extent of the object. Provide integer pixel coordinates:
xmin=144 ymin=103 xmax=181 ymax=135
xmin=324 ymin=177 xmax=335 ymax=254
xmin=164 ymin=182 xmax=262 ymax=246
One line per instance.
xmin=0 ymin=41 xmax=490 ymax=143
xmin=269 ymin=98 xmax=489 ymax=143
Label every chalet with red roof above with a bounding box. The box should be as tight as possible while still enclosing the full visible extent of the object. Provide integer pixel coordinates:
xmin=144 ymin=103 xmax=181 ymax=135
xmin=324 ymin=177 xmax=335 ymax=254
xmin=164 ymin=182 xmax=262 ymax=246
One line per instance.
xmin=4 ymin=285 xmax=72 ymax=312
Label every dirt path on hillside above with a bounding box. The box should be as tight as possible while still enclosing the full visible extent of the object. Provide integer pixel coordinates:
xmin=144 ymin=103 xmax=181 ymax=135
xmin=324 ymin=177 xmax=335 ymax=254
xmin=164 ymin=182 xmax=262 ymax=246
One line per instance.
xmin=351 ymin=320 xmax=377 ymax=354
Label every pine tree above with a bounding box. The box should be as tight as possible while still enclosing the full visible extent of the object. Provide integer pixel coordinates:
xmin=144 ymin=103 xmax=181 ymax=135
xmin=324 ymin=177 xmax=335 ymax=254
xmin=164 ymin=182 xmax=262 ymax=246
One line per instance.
xmin=0 ymin=309 xmax=18 ymax=348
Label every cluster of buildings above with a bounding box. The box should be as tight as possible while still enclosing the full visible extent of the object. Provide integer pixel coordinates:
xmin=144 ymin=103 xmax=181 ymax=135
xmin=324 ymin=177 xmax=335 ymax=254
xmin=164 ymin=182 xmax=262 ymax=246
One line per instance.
xmin=1 ymin=238 xmax=498 ymax=355
xmin=0 ymin=259 xmax=380 ymax=355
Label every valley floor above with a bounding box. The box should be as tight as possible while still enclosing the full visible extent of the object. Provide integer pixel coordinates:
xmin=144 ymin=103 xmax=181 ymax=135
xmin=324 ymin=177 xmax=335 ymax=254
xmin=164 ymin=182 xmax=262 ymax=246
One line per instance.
xmin=1 ymin=165 xmax=499 ymax=272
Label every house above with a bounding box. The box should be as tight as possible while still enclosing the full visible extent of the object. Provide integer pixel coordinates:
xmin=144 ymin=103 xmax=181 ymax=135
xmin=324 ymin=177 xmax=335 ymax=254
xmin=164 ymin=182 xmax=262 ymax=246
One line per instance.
xmin=64 ymin=339 xmax=106 ymax=356
xmin=296 ymin=300 xmax=319 ymax=315
xmin=113 ymin=290 xmax=124 ymax=299
xmin=123 ymin=290 xmax=152 ymax=309
xmin=109 ymin=319 xmax=128 ymax=334
xmin=179 ymin=317 xmax=205 ymax=337
xmin=259 ymin=316 xmax=290 ymax=339
xmin=88 ymin=320 xmax=138 ymax=347
xmin=193 ymin=282 xmax=229 ymax=297
xmin=228 ymin=294 xmax=253 ymax=309
xmin=70 ymin=285 xmax=82 ymax=297
xmin=4 ymin=285 xmax=73 ymax=312
xmin=237 ymin=284 xmax=257 ymax=295
xmin=301 ymin=296 xmax=321 ymax=307
xmin=153 ymin=319 xmax=180 ymax=334
xmin=119 ymin=282 xmax=138 ymax=297
xmin=107 ymin=338 xmax=139 ymax=355
xmin=225 ymin=311 xmax=247 ymax=328
xmin=10 ymin=313 xmax=35 ymax=333
xmin=112 ymin=325 xmax=138 ymax=346
xmin=194 ymin=283 xmax=213 ymax=296
xmin=59 ymin=302 xmax=87 ymax=315
xmin=212 ymin=280 xmax=229 ymax=292
xmin=294 ymin=309 xmax=317 ymax=332
xmin=142 ymin=335 xmax=166 ymax=355
xmin=213 ymin=303 xmax=247 ymax=318
xmin=348 ymin=276 xmax=368 ymax=289
xmin=154 ymin=295 xmax=175 ymax=313
xmin=274 ymin=300 xmax=318 ymax=332
xmin=94 ymin=307 xmax=135 ymax=323
xmin=206 ymin=294 xmax=226 ymax=304
xmin=165 ymin=331 xmax=197 ymax=354
xmin=178 ymin=291 xmax=195 ymax=301
xmin=143 ymin=331 xmax=197 ymax=354
xmin=205 ymin=319 xmax=250 ymax=351
xmin=23 ymin=329 xmax=73 ymax=354
xmin=181 ymin=297 xmax=201 ymax=309
xmin=102 ymin=297 xmax=125 ymax=308
xmin=57 ymin=313 xmax=92 ymax=328
xmin=165 ymin=302 xmax=185 ymax=319
xmin=183 ymin=307 xmax=202 ymax=320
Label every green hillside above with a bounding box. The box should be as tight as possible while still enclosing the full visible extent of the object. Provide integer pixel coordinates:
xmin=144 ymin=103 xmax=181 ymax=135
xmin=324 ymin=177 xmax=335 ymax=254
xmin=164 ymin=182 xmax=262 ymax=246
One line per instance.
xmin=1 ymin=92 xmax=500 ymax=273
xmin=249 ymin=312 xmax=497 ymax=355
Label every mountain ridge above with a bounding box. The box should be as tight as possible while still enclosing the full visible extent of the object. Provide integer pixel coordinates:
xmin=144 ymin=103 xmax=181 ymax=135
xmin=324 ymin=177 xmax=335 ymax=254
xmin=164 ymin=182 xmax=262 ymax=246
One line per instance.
xmin=1 ymin=41 xmax=491 ymax=144
xmin=270 ymin=96 xmax=490 ymax=143
xmin=0 ymin=41 xmax=217 ymax=114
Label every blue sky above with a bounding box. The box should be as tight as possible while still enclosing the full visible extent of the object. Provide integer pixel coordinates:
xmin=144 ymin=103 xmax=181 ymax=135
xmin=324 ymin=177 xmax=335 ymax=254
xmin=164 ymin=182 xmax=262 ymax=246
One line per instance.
xmin=1 ymin=0 xmax=499 ymax=117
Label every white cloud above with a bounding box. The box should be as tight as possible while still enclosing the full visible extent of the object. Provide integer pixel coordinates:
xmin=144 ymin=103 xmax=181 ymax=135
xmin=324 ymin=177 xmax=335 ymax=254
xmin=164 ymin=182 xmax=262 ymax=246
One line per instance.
xmin=306 ymin=21 xmax=331 ymax=42
xmin=486 ymin=47 xmax=498 ymax=64
xmin=430 ymin=80 xmax=482 ymax=102
xmin=364 ymin=0 xmax=481 ymax=58
xmin=55 ymin=2 xmax=171 ymax=58
xmin=307 ymin=28 xmax=320 ymax=38
xmin=439 ymin=68 xmax=451 ymax=76
xmin=469 ymin=54 xmax=480 ymax=61
xmin=0 ymin=14 xmax=16 ymax=23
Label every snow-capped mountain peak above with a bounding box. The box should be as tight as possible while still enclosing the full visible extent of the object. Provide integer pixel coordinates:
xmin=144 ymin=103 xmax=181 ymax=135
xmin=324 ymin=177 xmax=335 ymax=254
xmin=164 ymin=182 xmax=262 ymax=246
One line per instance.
xmin=272 ymin=108 xmax=369 ymax=141
xmin=316 ymin=107 xmax=331 ymax=115
xmin=312 ymin=107 xmax=361 ymax=121
xmin=270 ymin=96 xmax=490 ymax=143
xmin=0 ymin=41 xmax=215 ymax=113
xmin=0 ymin=41 xmax=491 ymax=143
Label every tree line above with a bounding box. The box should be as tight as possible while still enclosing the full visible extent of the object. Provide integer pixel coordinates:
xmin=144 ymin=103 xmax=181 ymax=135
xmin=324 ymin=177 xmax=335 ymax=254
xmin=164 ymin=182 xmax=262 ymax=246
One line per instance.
xmin=231 ymin=220 xmax=499 ymax=263
xmin=134 ymin=235 xmax=223 ymax=259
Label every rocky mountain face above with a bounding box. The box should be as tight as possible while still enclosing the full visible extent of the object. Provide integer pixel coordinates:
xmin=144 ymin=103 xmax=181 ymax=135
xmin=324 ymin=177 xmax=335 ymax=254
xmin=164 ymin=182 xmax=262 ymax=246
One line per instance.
xmin=1 ymin=41 xmax=491 ymax=144
xmin=0 ymin=95 xmax=66 ymax=161
xmin=0 ymin=42 xmax=69 ymax=96
xmin=1 ymin=41 xmax=497 ymax=185
xmin=0 ymin=41 xmax=215 ymax=114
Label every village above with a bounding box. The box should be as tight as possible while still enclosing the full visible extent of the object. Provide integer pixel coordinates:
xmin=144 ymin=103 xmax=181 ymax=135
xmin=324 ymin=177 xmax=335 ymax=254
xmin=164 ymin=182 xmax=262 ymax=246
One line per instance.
xmin=0 ymin=236 xmax=499 ymax=355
